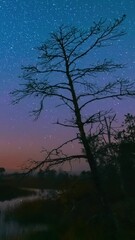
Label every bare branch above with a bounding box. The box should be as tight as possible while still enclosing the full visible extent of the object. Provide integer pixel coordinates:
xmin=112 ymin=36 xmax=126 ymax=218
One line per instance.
xmin=70 ymin=15 xmax=126 ymax=65
xmin=54 ymin=120 xmax=78 ymax=128
xmin=79 ymin=79 xmax=135 ymax=110
xmin=83 ymin=110 xmax=112 ymax=126
xmin=24 ymin=154 xmax=87 ymax=175
xmin=72 ymin=59 xmax=124 ymax=81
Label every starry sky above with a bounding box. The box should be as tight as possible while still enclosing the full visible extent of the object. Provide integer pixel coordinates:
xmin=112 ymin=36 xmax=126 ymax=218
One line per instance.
xmin=0 ymin=0 xmax=135 ymax=171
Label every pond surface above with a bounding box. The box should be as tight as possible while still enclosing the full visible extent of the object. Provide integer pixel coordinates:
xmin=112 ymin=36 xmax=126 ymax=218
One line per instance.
xmin=0 ymin=188 xmax=50 ymax=239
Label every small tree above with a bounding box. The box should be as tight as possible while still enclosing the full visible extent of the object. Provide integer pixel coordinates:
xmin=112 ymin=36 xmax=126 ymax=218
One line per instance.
xmin=117 ymin=113 xmax=135 ymax=143
xmin=87 ymin=113 xmax=135 ymax=197
xmin=116 ymin=114 xmax=135 ymax=196
xmin=12 ymin=15 xmax=135 ymax=239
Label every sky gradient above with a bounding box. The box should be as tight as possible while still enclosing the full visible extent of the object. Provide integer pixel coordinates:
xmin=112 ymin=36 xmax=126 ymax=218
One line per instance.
xmin=0 ymin=0 xmax=135 ymax=171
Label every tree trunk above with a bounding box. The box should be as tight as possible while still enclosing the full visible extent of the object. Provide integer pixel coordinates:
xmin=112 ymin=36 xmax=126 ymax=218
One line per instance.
xmin=67 ymin=71 xmax=119 ymax=239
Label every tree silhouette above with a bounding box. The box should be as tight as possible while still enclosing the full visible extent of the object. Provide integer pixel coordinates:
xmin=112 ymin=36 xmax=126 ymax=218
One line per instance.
xmin=87 ymin=113 xmax=135 ymax=197
xmin=0 ymin=167 xmax=6 ymax=176
xmin=116 ymin=114 xmax=135 ymax=196
xmin=11 ymin=15 xmax=135 ymax=239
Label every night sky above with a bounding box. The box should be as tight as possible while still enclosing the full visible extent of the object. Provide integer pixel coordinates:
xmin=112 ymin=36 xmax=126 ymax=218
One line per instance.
xmin=0 ymin=0 xmax=135 ymax=171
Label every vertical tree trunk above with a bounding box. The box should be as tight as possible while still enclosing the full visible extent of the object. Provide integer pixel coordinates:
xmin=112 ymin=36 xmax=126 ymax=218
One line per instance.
xmin=67 ymin=71 xmax=119 ymax=239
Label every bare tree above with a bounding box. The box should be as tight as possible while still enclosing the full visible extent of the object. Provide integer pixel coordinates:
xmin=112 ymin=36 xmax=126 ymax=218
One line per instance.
xmin=11 ymin=15 xmax=135 ymax=239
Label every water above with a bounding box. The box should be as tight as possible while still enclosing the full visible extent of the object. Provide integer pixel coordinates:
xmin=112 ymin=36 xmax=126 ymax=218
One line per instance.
xmin=0 ymin=189 xmax=49 ymax=239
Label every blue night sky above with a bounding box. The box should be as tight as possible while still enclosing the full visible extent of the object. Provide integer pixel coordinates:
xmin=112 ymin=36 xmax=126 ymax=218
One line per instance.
xmin=0 ymin=0 xmax=135 ymax=171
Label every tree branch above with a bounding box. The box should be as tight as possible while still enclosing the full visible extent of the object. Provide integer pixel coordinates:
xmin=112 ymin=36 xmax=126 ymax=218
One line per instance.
xmin=79 ymin=79 xmax=135 ymax=110
xmin=70 ymin=15 xmax=126 ymax=65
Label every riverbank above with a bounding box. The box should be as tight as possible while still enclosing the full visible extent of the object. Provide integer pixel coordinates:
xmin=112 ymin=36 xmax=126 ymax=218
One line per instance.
xmin=3 ymin=192 xmax=135 ymax=240
xmin=1 ymin=171 xmax=135 ymax=239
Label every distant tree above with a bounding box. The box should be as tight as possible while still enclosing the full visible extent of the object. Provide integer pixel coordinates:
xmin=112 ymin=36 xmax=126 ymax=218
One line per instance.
xmin=37 ymin=168 xmax=44 ymax=177
xmin=44 ymin=169 xmax=57 ymax=177
xmin=0 ymin=167 xmax=6 ymax=175
xmin=12 ymin=15 xmax=135 ymax=239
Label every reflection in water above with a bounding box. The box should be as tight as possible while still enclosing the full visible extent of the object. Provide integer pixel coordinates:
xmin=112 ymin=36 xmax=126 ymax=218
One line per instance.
xmin=0 ymin=219 xmax=47 ymax=239
xmin=0 ymin=189 xmax=48 ymax=238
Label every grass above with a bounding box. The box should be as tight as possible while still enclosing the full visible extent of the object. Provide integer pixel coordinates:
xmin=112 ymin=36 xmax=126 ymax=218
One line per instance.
xmin=1 ymin=230 xmax=59 ymax=240
xmin=5 ymin=198 xmax=65 ymax=225
xmin=5 ymin=190 xmax=135 ymax=240
xmin=1 ymin=173 xmax=135 ymax=239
